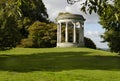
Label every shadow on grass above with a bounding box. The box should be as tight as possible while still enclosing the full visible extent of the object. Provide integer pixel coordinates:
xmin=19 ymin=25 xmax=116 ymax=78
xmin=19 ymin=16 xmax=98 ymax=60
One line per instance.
xmin=0 ymin=51 xmax=120 ymax=72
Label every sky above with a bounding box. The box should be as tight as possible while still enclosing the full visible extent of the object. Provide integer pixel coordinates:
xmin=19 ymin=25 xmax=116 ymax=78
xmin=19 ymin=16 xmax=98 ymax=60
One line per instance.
xmin=43 ymin=0 xmax=109 ymax=48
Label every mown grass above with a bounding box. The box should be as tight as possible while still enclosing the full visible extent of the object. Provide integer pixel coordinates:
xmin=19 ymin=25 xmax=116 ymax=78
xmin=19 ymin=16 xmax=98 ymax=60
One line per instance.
xmin=0 ymin=48 xmax=120 ymax=81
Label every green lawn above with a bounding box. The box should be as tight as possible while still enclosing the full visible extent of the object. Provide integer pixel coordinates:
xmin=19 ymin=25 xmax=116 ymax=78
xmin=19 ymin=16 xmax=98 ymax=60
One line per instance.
xmin=0 ymin=48 xmax=120 ymax=81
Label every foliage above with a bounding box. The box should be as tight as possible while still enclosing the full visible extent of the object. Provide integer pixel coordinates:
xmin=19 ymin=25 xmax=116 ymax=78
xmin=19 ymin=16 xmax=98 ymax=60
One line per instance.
xmin=99 ymin=0 xmax=120 ymax=54
xmin=19 ymin=0 xmax=48 ymax=22
xmin=84 ymin=37 xmax=96 ymax=49
xmin=101 ymin=30 xmax=120 ymax=53
xmin=21 ymin=21 xmax=57 ymax=48
xmin=0 ymin=1 xmax=22 ymax=50
xmin=0 ymin=48 xmax=119 ymax=81
xmin=17 ymin=17 xmax=31 ymax=38
xmin=18 ymin=38 xmax=34 ymax=48
xmin=67 ymin=0 xmax=114 ymax=16
xmin=18 ymin=0 xmax=49 ymax=38
xmin=0 ymin=0 xmax=49 ymax=50
xmin=67 ymin=0 xmax=120 ymax=54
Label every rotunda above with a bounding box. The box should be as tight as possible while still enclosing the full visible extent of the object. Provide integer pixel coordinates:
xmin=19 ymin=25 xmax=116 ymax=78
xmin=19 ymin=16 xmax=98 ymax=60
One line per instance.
xmin=56 ymin=13 xmax=85 ymax=47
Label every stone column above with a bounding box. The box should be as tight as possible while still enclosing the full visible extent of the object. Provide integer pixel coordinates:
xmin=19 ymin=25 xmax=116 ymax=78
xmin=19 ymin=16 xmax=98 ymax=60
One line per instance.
xmin=57 ymin=23 xmax=59 ymax=43
xmin=82 ymin=24 xmax=84 ymax=44
xmin=73 ymin=23 xmax=76 ymax=43
xmin=65 ymin=22 xmax=68 ymax=42
xmin=79 ymin=23 xmax=81 ymax=44
xmin=79 ymin=22 xmax=84 ymax=46
xmin=59 ymin=23 xmax=62 ymax=43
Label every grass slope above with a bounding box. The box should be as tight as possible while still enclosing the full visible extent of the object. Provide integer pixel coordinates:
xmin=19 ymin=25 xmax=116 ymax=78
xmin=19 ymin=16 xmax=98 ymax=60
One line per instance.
xmin=0 ymin=48 xmax=120 ymax=81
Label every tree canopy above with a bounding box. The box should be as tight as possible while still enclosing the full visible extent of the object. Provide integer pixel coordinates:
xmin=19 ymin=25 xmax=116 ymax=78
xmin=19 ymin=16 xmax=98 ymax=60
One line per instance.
xmin=0 ymin=1 xmax=22 ymax=50
xmin=67 ymin=0 xmax=120 ymax=54
xmin=99 ymin=0 xmax=120 ymax=54
xmin=0 ymin=0 xmax=49 ymax=50
xmin=19 ymin=0 xmax=48 ymax=22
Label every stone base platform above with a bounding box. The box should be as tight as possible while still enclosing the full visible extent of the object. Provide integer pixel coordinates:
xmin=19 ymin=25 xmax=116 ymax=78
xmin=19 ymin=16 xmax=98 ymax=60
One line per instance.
xmin=57 ymin=42 xmax=85 ymax=47
xmin=57 ymin=42 xmax=78 ymax=47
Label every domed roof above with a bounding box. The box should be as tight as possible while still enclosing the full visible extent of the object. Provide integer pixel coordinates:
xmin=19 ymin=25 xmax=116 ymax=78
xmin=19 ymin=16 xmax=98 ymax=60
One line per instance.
xmin=56 ymin=13 xmax=85 ymax=22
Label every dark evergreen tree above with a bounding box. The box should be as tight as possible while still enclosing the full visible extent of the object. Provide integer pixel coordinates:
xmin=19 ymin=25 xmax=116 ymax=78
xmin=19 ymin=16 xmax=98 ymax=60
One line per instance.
xmin=18 ymin=0 xmax=49 ymax=38
xmin=19 ymin=0 xmax=48 ymax=22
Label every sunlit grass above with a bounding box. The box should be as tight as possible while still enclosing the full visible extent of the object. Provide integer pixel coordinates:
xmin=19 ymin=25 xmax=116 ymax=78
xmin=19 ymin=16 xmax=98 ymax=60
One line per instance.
xmin=0 ymin=48 xmax=120 ymax=81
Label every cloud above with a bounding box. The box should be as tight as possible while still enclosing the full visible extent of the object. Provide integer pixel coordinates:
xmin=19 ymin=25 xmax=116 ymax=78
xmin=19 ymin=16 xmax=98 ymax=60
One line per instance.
xmin=84 ymin=30 xmax=108 ymax=48
xmin=85 ymin=30 xmax=100 ymax=37
xmin=43 ymin=0 xmax=67 ymax=21
xmin=84 ymin=13 xmax=99 ymax=24
xmin=43 ymin=0 xmax=99 ymax=23
xmin=84 ymin=30 xmax=101 ymax=45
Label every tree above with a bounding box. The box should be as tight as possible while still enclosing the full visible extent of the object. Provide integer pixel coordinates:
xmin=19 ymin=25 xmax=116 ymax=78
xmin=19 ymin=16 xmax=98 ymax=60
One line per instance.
xmin=0 ymin=1 xmax=22 ymax=50
xmin=19 ymin=0 xmax=48 ymax=22
xmin=18 ymin=0 xmax=49 ymax=38
xmin=67 ymin=0 xmax=120 ymax=54
xmin=84 ymin=37 xmax=96 ymax=49
xmin=99 ymin=0 xmax=120 ymax=54
xmin=0 ymin=0 xmax=49 ymax=50
xmin=20 ymin=21 xmax=57 ymax=48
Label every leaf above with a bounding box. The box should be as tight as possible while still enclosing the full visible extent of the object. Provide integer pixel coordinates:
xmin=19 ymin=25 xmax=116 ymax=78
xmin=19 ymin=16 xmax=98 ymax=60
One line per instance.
xmin=88 ymin=6 xmax=93 ymax=14
xmin=81 ymin=6 xmax=87 ymax=14
xmin=85 ymin=0 xmax=88 ymax=6
xmin=93 ymin=6 xmax=97 ymax=13
xmin=89 ymin=0 xmax=97 ymax=5
xmin=115 ymin=13 xmax=119 ymax=21
xmin=89 ymin=8 xmax=92 ymax=14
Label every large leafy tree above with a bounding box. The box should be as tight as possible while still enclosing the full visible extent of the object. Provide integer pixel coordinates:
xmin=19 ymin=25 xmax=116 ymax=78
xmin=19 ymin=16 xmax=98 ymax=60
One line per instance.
xmin=99 ymin=0 xmax=120 ymax=54
xmin=67 ymin=0 xmax=120 ymax=54
xmin=18 ymin=0 xmax=49 ymax=38
xmin=19 ymin=0 xmax=48 ymax=22
xmin=0 ymin=1 xmax=22 ymax=50
xmin=0 ymin=0 xmax=49 ymax=50
xmin=26 ymin=21 xmax=56 ymax=48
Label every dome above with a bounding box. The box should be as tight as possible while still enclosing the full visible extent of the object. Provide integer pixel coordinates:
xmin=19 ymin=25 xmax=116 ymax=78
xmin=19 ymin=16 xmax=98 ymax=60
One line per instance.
xmin=56 ymin=13 xmax=85 ymax=22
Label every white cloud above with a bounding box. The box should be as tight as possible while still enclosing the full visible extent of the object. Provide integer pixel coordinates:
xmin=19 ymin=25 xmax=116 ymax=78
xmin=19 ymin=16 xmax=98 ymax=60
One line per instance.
xmin=85 ymin=30 xmax=100 ymax=37
xmin=43 ymin=0 xmax=99 ymax=23
xmin=84 ymin=30 xmax=108 ymax=48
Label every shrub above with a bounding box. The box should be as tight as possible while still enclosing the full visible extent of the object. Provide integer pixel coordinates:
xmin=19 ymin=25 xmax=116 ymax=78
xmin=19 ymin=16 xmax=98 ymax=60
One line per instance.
xmin=84 ymin=37 xmax=96 ymax=49
xmin=20 ymin=21 xmax=57 ymax=48
xmin=18 ymin=38 xmax=34 ymax=48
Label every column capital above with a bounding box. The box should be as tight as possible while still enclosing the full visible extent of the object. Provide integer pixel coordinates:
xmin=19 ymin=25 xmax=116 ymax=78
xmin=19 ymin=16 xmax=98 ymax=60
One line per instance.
xmin=72 ymin=21 xmax=76 ymax=25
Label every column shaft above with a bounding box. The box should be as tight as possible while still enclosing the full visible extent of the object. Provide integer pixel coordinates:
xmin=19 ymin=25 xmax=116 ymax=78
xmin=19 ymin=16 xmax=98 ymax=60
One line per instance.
xmin=82 ymin=25 xmax=84 ymax=43
xmin=79 ymin=24 xmax=81 ymax=44
xmin=59 ymin=23 xmax=62 ymax=43
xmin=79 ymin=23 xmax=84 ymax=46
xmin=65 ymin=22 xmax=68 ymax=42
xmin=80 ymin=24 xmax=84 ymax=43
xmin=73 ymin=23 xmax=76 ymax=43
xmin=57 ymin=23 xmax=59 ymax=43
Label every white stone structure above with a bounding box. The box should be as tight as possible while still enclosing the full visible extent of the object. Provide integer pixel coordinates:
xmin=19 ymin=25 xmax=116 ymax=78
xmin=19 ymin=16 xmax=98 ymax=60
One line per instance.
xmin=56 ymin=13 xmax=85 ymax=47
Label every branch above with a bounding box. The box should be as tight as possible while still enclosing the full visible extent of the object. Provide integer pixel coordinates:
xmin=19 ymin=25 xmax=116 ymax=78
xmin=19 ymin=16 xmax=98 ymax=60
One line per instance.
xmin=67 ymin=0 xmax=81 ymax=5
